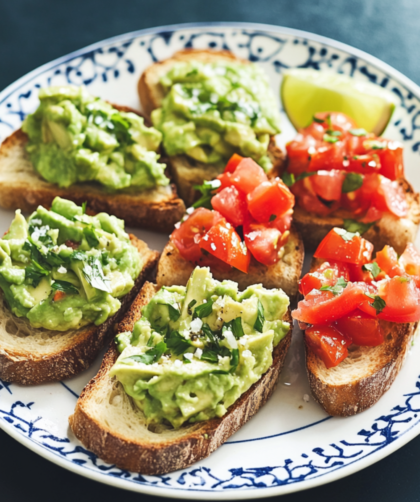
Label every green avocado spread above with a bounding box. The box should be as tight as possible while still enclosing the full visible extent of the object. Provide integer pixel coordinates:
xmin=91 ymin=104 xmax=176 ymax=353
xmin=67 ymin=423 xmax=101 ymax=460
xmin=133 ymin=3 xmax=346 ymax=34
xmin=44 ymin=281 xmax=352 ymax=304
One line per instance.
xmin=22 ymin=86 xmax=169 ymax=191
xmin=111 ymin=267 xmax=290 ymax=429
xmin=0 ymin=197 xmax=142 ymax=331
xmin=151 ymin=60 xmax=282 ymax=171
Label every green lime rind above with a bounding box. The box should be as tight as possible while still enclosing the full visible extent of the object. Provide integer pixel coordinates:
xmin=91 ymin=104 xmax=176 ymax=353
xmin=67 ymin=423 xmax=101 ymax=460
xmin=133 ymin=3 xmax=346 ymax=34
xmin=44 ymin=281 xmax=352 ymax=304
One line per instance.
xmin=281 ymin=69 xmax=398 ymax=136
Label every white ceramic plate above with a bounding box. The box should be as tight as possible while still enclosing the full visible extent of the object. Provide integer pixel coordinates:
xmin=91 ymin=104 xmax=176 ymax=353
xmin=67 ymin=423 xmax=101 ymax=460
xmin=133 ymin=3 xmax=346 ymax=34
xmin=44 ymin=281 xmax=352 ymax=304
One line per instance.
xmin=1 ymin=22 xmax=420 ymax=500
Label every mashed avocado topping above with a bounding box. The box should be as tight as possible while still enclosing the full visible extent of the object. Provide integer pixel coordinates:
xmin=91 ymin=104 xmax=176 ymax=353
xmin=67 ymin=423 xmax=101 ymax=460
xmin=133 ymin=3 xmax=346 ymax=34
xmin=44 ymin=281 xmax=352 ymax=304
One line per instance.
xmin=111 ymin=267 xmax=289 ymax=429
xmin=151 ymin=60 xmax=282 ymax=171
xmin=22 ymin=86 xmax=169 ymax=191
xmin=0 ymin=197 xmax=142 ymax=331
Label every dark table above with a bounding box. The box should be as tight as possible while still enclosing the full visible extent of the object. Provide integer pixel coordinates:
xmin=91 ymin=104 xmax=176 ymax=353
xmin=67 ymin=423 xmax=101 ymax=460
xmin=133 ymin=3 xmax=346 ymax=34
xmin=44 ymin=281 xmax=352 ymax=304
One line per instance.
xmin=1 ymin=0 xmax=420 ymax=501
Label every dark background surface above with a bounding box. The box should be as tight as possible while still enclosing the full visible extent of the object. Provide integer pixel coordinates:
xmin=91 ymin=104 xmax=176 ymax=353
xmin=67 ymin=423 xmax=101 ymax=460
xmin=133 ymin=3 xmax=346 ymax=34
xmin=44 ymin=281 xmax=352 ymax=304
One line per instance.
xmin=2 ymin=0 xmax=420 ymax=501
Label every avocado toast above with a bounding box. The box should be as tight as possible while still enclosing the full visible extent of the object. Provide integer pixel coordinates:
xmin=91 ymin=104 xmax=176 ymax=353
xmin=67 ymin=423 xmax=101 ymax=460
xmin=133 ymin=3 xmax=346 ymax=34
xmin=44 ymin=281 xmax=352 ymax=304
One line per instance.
xmin=0 ymin=197 xmax=159 ymax=384
xmin=138 ymin=49 xmax=285 ymax=206
xmin=70 ymin=267 xmax=292 ymax=474
xmin=0 ymin=86 xmax=185 ymax=232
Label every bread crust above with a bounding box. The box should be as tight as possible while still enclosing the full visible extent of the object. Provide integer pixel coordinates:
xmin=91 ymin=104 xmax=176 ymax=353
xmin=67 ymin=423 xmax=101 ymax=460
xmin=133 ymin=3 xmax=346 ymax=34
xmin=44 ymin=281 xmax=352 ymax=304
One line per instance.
xmin=0 ymin=105 xmax=186 ymax=233
xmin=0 ymin=236 xmax=159 ymax=385
xmin=156 ymin=225 xmax=304 ymax=301
xmin=69 ymin=282 xmax=292 ymax=475
xmin=138 ymin=49 xmax=286 ymax=206
xmin=304 ymin=257 xmax=420 ymax=416
xmin=293 ymin=178 xmax=420 ymax=254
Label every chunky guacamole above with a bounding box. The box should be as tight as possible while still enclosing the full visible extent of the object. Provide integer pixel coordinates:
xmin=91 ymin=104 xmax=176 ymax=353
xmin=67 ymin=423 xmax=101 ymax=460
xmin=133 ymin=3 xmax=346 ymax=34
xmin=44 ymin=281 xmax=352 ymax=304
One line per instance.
xmin=22 ymin=86 xmax=169 ymax=191
xmin=0 ymin=197 xmax=142 ymax=331
xmin=151 ymin=60 xmax=282 ymax=171
xmin=111 ymin=267 xmax=289 ymax=429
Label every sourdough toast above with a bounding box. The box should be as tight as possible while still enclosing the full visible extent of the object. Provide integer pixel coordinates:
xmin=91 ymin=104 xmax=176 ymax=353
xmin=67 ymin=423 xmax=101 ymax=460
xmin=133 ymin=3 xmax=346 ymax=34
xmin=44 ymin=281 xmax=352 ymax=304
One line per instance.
xmin=138 ymin=49 xmax=285 ymax=206
xmin=0 ymin=236 xmax=159 ymax=385
xmin=293 ymin=178 xmax=420 ymax=254
xmin=157 ymin=226 xmax=304 ymax=301
xmin=69 ymin=281 xmax=292 ymax=475
xmin=0 ymin=105 xmax=185 ymax=233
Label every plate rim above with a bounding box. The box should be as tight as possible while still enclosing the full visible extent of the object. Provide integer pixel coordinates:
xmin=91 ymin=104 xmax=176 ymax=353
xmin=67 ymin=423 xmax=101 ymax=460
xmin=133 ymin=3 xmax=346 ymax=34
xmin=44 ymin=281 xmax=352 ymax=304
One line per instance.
xmin=1 ymin=20 xmax=420 ymax=499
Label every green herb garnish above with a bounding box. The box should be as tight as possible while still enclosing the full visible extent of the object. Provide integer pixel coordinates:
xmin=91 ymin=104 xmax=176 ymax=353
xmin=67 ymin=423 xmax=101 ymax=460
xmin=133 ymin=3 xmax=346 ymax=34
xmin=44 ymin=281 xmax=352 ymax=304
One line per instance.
xmin=319 ymin=277 xmax=348 ymax=295
xmin=192 ymin=298 xmax=214 ymax=319
xmin=192 ymin=179 xmax=222 ymax=209
xmin=82 ymin=256 xmax=111 ymax=293
xmin=166 ymin=330 xmax=191 ymax=355
xmin=343 ymin=218 xmax=375 ymax=235
xmin=254 ymin=300 xmax=265 ymax=332
xmin=126 ymin=342 xmax=167 ymax=365
xmin=365 ymin=294 xmax=386 ymax=314
xmin=363 ymin=262 xmax=382 ymax=279
xmin=342 ymin=173 xmax=363 ymax=193
xmin=51 ymin=280 xmax=79 ymax=295
xmin=349 ymin=128 xmax=368 ymax=137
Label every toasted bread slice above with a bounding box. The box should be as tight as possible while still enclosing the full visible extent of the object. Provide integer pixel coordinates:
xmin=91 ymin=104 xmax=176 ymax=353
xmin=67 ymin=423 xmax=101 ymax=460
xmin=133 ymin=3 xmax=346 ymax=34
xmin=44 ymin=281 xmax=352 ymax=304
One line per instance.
xmin=0 ymin=105 xmax=185 ymax=233
xmin=69 ymin=281 xmax=292 ymax=475
xmin=294 ymin=178 xmax=420 ymax=254
xmin=304 ymin=257 xmax=420 ymax=416
xmin=138 ymin=49 xmax=286 ymax=206
xmin=0 ymin=236 xmax=159 ymax=385
xmin=156 ymin=226 xmax=304 ymax=301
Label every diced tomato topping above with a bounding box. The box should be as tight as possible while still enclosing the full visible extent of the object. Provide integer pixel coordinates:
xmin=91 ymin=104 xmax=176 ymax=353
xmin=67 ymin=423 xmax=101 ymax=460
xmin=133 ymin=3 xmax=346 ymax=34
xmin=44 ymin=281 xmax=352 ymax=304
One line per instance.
xmin=377 ymin=276 xmax=418 ymax=321
xmin=65 ymin=240 xmax=79 ymax=250
xmin=224 ymin=153 xmax=244 ymax=173
xmin=229 ymin=158 xmax=268 ymax=194
xmin=199 ymin=221 xmax=250 ymax=273
xmin=375 ymin=245 xmax=404 ymax=277
xmin=400 ymin=243 xmax=420 ymax=276
xmin=305 ymin=325 xmax=351 ymax=368
xmin=360 ymin=204 xmax=383 ymax=223
xmin=293 ymin=283 xmax=369 ymax=325
xmin=217 ymin=171 xmax=233 ymax=191
xmin=377 ymin=141 xmax=404 ymax=180
xmin=370 ymin=177 xmax=407 ymax=217
xmin=314 ymin=228 xmax=373 ymax=265
xmin=211 ymin=186 xmax=248 ymax=227
xmin=310 ymin=170 xmax=345 ymax=201
xmin=285 ymin=113 xmax=406 ymax=221
xmin=334 ymin=309 xmax=384 ymax=346
xmin=269 ymin=213 xmax=292 ymax=233
xmin=53 ymin=290 xmax=66 ymax=302
xmin=299 ymin=261 xmax=350 ymax=297
xmin=171 ymin=208 xmax=224 ymax=263
xmin=243 ymin=221 xmax=287 ymax=267
xmin=247 ymin=179 xmax=295 ymax=223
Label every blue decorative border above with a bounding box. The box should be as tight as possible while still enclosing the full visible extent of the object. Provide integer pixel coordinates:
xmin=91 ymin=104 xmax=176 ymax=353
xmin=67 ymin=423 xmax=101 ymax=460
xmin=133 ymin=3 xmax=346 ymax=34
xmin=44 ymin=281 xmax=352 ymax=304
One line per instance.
xmin=1 ymin=23 xmax=420 ymax=497
xmin=2 ymin=374 xmax=420 ymax=493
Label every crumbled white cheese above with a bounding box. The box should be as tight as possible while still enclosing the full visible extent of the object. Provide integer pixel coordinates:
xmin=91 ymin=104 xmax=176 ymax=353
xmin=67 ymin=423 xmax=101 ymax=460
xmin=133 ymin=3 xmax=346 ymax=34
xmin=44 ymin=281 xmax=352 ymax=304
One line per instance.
xmin=303 ymin=394 xmax=310 ymax=402
xmin=211 ymin=243 xmax=216 ymax=251
xmin=194 ymin=348 xmax=203 ymax=359
xmin=239 ymin=338 xmax=246 ymax=346
xmin=223 ymin=330 xmax=238 ymax=349
xmin=184 ymin=353 xmax=193 ymax=361
xmin=242 ymin=349 xmax=252 ymax=358
xmin=174 ymin=359 xmax=182 ymax=368
xmin=186 ymin=207 xmax=195 ymax=214
xmin=190 ymin=318 xmax=203 ymax=333
xmin=57 ymin=266 xmax=67 ymax=274
xmin=174 ymin=221 xmax=181 ymax=229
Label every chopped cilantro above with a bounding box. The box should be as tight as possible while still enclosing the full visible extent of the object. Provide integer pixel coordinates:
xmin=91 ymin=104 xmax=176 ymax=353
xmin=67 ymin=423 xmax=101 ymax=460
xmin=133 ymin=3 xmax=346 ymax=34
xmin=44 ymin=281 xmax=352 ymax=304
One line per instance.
xmin=319 ymin=277 xmax=348 ymax=295
xmin=342 ymin=173 xmax=363 ymax=193
xmin=82 ymin=256 xmax=111 ymax=293
xmin=269 ymin=214 xmax=277 ymax=222
xmin=51 ymin=280 xmax=79 ymax=295
xmin=81 ymin=201 xmax=87 ymax=214
xmin=126 ymin=342 xmax=167 ymax=365
xmin=226 ymin=317 xmax=245 ymax=339
xmin=192 ymin=179 xmax=222 ymax=209
xmin=363 ymin=262 xmax=382 ymax=279
xmin=323 ymin=133 xmax=339 ymax=144
xmin=229 ymin=348 xmax=239 ymax=373
xmin=192 ymin=298 xmax=214 ymax=319
xmin=83 ymin=226 xmax=100 ymax=248
xmin=166 ymin=330 xmax=191 ymax=355
xmin=201 ymin=349 xmax=219 ymax=364
xmin=343 ymin=218 xmax=375 ymax=235
xmin=313 ymin=116 xmax=324 ymax=124
xmin=253 ymin=300 xmax=265 ymax=332
xmin=365 ymin=294 xmax=386 ymax=314
xmin=281 ymin=171 xmax=295 ymax=187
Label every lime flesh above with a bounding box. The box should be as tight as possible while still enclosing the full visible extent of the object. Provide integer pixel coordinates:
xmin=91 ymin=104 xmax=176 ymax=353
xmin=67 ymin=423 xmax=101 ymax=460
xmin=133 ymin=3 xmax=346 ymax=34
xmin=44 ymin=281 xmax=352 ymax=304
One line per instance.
xmin=281 ymin=69 xmax=398 ymax=135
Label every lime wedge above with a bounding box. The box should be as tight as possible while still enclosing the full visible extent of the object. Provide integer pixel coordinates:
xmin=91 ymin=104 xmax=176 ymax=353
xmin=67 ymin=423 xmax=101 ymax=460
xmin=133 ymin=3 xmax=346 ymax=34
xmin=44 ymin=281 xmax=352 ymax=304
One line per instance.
xmin=281 ymin=69 xmax=398 ymax=135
